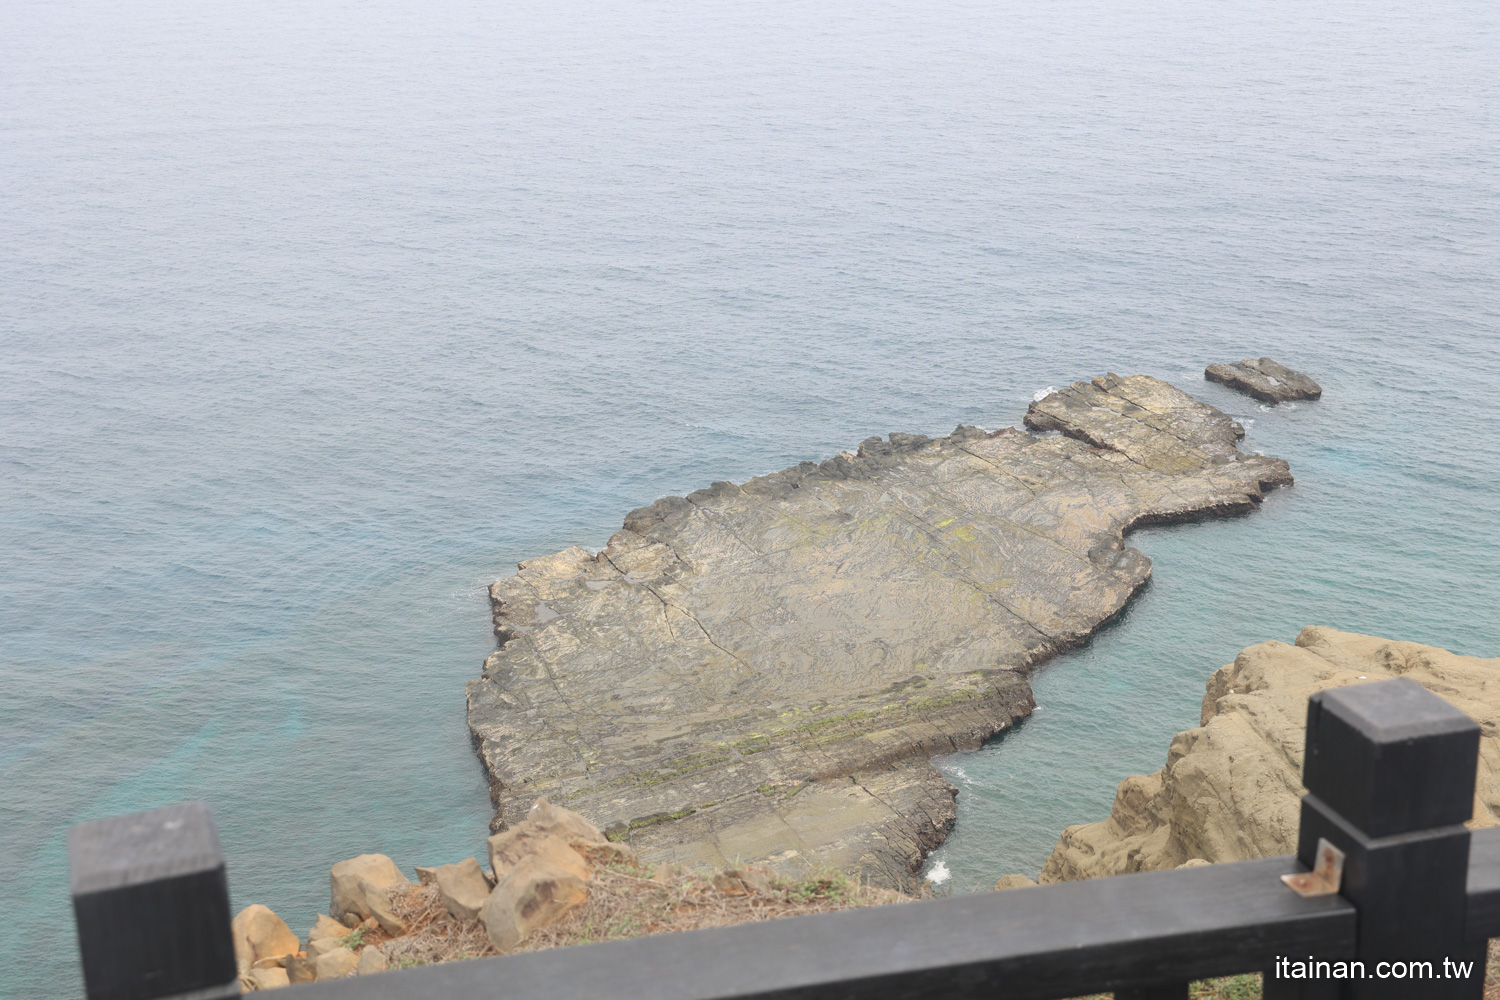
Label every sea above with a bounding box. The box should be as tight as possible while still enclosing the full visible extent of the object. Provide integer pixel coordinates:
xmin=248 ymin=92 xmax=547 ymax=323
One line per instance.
xmin=3 ymin=0 xmax=1498 ymax=995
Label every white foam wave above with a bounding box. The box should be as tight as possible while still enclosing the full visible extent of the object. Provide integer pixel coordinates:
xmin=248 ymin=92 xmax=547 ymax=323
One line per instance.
xmin=927 ymin=860 xmax=951 ymax=885
xmin=1032 ymin=386 xmax=1057 ymax=402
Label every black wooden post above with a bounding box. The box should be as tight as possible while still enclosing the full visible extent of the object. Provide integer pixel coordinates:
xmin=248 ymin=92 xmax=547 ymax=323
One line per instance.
xmin=1264 ymin=678 xmax=1484 ymax=1000
xmin=68 ymin=801 xmax=240 ymax=1000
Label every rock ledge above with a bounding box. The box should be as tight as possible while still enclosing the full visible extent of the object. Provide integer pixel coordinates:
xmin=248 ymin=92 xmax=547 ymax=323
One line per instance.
xmin=467 ymin=374 xmax=1292 ymax=890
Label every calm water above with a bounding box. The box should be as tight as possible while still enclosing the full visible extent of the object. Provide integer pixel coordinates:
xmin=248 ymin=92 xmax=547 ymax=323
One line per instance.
xmin=3 ymin=0 xmax=1498 ymax=995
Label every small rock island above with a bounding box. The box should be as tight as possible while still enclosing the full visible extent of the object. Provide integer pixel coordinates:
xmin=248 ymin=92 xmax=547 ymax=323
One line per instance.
xmin=1204 ymin=357 xmax=1322 ymax=404
xmin=466 ymin=374 xmax=1293 ymax=891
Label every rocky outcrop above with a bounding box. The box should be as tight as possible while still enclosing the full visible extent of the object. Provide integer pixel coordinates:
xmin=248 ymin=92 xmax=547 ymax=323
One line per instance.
xmin=1039 ymin=627 xmax=1500 ymax=882
xmin=467 ymin=374 xmax=1293 ymax=890
xmin=1204 ymin=358 xmax=1321 ymax=404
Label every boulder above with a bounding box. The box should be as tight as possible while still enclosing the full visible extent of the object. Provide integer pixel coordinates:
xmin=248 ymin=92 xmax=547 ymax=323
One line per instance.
xmin=480 ymin=855 xmax=589 ymax=953
xmin=434 ymin=857 xmax=492 ymax=922
xmin=285 ymin=954 xmax=317 ymax=984
xmin=487 ymin=823 xmax=592 ymax=883
xmin=713 ymin=868 xmax=772 ymax=895
xmin=330 ymin=854 xmax=411 ymax=934
xmin=314 ymin=946 xmax=359 ymax=981
xmin=307 ymin=913 xmax=349 ymax=944
xmin=527 ymin=798 xmax=607 ymax=845
xmin=307 ymin=935 xmax=350 ymax=959
xmin=230 ymin=905 xmax=300 ymax=976
xmin=355 ymin=946 xmax=389 ymax=975
xmin=1204 ymin=357 xmax=1321 ymax=404
xmin=468 ymin=375 xmax=1293 ymax=891
xmin=246 ymin=966 xmax=290 ymax=990
xmin=414 ymin=866 xmax=440 ymax=885
xmin=1040 ymin=627 xmax=1500 ymax=882
xmin=992 ymin=874 xmax=1037 ymax=891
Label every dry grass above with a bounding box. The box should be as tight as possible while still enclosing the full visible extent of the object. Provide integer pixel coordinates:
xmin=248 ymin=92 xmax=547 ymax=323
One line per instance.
xmin=361 ymin=855 xmax=1500 ymax=997
xmin=375 ymin=845 xmax=907 ymax=970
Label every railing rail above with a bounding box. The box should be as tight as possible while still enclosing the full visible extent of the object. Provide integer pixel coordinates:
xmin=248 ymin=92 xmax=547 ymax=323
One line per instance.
xmin=68 ymin=677 xmax=1493 ymax=1000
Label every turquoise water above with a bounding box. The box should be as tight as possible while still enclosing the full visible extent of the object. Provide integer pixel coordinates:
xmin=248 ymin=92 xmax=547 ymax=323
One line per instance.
xmin=3 ymin=0 xmax=1498 ymax=996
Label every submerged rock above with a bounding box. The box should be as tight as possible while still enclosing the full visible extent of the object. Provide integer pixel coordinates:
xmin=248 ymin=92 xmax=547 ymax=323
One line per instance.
xmin=467 ymin=374 xmax=1292 ymax=890
xmin=1040 ymin=627 xmax=1500 ymax=882
xmin=1204 ymin=357 xmax=1321 ymax=404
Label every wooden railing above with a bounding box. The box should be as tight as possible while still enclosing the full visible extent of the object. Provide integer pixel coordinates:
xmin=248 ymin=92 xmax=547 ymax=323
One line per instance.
xmin=69 ymin=678 xmax=1498 ymax=999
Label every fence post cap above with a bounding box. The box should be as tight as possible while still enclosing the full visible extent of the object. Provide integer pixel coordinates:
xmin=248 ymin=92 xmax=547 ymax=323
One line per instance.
xmin=1304 ymin=677 xmax=1479 ymax=837
xmin=68 ymin=801 xmax=224 ymax=896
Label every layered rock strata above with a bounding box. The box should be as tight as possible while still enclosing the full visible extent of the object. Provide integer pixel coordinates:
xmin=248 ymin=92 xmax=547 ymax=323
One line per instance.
xmin=467 ymin=374 xmax=1293 ymax=891
xmin=1040 ymin=627 xmax=1500 ymax=883
xmin=1204 ymin=357 xmax=1322 ymax=404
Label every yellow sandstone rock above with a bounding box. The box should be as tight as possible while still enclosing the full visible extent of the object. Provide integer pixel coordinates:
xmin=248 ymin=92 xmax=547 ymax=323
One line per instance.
xmin=230 ymin=905 xmax=299 ymax=977
xmin=992 ymin=874 xmax=1037 ymax=890
xmin=355 ymin=946 xmax=388 ymax=975
xmin=487 ymin=824 xmax=591 ymax=883
xmin=1039 ymin=627 xmax=1500 ymax=883
xmin=480 ymin=855 xmax=588 ymax=953
xmin=330 ymin=854 xmax=411 ymax=934
xmin=434 ymin=857 xmax=492 ymax=922
xmin=314 ymin=945 xmax=359 ymax=981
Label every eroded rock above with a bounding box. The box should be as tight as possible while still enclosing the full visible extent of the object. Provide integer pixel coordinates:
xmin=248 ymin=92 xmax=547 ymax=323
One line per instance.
xmin=307 ymin=913 xmax=349 ymax=945
xmin=468 ymin=374 xmax=1292 ymax=890
xmin=230 ymin=905 xmax=299 ymax=976
xmin=992 ymin=874 xmax=1038 ymax=890
xmin=1204 ymin=357 xmax=1321 ymax=404
xmin=527 ymin=797 xmax=607 ymax=845
xmin=480 ymin=855 xmax=589 ymax=953
xmin=713 ymin=868 xmax=772 ymax=895
xmin=330 ymin=854 xmax=411 ymax=934
xmin=246 ymin=966 xmax=289 ymax=990
xmin=314 ymin=946 xmax=359 ymax=981
xmin=285 ymin=954 xmax=317 ymax=984
xmin=435 ymin=857 xmax=493 ymax=922
xmin=1040 ymin=627 xmax=1500 ymax=882
xmin=355 ymin=946 xmax=389 ymax=976
xmin=488 ymin=823 xmax=592 ymax=883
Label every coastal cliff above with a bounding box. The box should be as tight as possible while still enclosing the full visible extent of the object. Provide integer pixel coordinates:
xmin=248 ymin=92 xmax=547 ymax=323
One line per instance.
xmin=1040 ymin=627 xmax=1500 ymax=882
xmin=467 ymin=374 xmax=1292 ymax=891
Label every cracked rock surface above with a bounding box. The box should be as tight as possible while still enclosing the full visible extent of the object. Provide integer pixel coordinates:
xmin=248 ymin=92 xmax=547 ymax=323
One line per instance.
xmin=466 ymin=374 xmax=1292 ymax=891
xmin=1204 ymin=357 xmax=1322 ymax=404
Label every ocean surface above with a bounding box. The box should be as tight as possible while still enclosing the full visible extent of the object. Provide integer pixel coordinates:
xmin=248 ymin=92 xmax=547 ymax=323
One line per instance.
xmin=3 ymin=0 xmax=1499 ymax=995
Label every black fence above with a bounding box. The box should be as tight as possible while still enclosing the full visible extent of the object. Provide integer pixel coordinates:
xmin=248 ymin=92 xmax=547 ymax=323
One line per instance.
xmin=69 ymin=677 xmax=1500 ymax=1000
